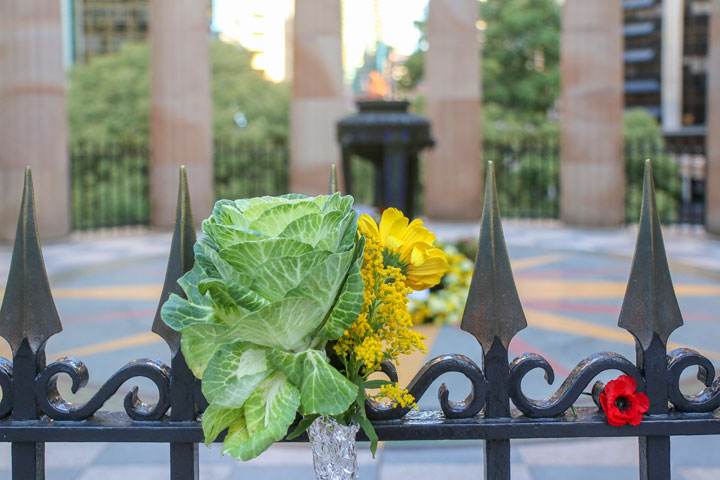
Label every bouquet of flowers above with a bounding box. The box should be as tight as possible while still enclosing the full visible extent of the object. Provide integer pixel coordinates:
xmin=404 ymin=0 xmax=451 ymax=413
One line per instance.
xmin=161 ymin=194 xmax=449 ymax=463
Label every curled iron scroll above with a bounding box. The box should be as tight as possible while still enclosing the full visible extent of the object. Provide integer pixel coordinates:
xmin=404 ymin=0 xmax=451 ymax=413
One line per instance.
xmin=508 ymin=352 xmax=643 ymax=417
xmin=35 ymin=356 xmax=171 ymax=421
xmin=0 ymin=357 xmax=12 ymax=418
xmin=366 ymin=354 xmax=487 ymax=421
xmin=666 ymin=348 xmax=720 ymax=412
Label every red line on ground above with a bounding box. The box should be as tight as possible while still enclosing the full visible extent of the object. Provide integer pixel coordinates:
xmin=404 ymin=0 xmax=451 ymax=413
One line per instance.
xmin=509 ymin=336 xmax=571 ymax=377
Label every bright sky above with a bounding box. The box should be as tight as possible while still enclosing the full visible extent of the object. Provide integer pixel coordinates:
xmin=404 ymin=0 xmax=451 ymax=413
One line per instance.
xmin=212 ymin=0 xmax=428 ymax=82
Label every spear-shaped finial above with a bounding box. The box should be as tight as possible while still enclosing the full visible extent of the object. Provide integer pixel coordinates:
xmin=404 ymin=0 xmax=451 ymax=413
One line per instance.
xmin=461 ymin=162 xmax=526 ymax=353
xmin=0 ymin=167 xmax=62 ymax=355
xmin=618 ymin=159 xmax=683 ymax=349
xmin=329 ymin=164 xmax=339 ymax=194
xmin=152 ymin=166 xmax=196 ymax=354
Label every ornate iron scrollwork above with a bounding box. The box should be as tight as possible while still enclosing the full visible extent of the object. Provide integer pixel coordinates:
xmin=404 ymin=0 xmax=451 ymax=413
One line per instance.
xmin=508 ymin=352 xmax=643 ymax=417
xmin=0 ymin=357 xmax=13 ymax=418
xmin=35 ymin=356 xmax=171 ymax=421
xmin=666 ymin=348 xmax=720 ymax=412
xmin=366 ymin=354 xmax=487 ymax=421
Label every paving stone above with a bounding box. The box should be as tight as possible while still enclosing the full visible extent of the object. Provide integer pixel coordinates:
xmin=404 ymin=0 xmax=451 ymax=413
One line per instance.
xmin=379 ymin=462 xmax=483 ymax=479
xmin=228 ymin=465 xmax=378 ymax=480
xmin=45 ymin=443 xmax=107 ymax=469
xmin=678 ymin=467 xmax=720 ymax=480
xmin=91 ymin=443 xmax=168 ymax=465
xmin=529 ymin=465 xmax=638 ymax=480
xmin=77 ymin=464 xmax=231 ymax=480
xmin=380 ymin=442 xmax=484 ymax=464
xmin=517 ymin=437 xmax=638 ymax=467
xmin=45 ymin=467 xmax=87 ymax=480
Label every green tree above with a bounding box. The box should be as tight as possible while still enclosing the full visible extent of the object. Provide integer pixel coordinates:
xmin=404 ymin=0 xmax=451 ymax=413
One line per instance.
xmin=68 ymin=41 xmax=289 ymax=145
xmin=481 ymin=0 xmax=560 ymax=115
xmin=398 ymin=0 xmax=560 ymax=116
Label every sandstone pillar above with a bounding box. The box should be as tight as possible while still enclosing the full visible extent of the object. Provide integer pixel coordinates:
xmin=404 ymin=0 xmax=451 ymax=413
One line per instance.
xmin=290 ymin=0 xmax=345 ymax=195
xmin=708 ymin=0 xmax=720 ymax=233
xmin=424 ymin=0 xmax=483 ymax=220
xmin=0 ymin=1 xmax=70 ymax=240
xmin=560 ymin=0 xmax=624 ymax=226
xmin=150 ymin=0 xmax=213 ymax=227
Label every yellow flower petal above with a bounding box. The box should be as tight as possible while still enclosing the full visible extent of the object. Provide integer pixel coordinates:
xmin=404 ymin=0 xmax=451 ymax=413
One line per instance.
xmin=379 ymin=208 xmax=408 ymax=245
xmin=386 ymin=235 xmax=403 ymax=252
xmin=358 ymin=214 xmax=380 ymax=240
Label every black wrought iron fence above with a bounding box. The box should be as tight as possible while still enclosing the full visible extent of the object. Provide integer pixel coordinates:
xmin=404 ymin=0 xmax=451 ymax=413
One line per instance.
xmin=625 ymin=143 xmax=706 ymax=225
xmin=68 ymin=140 xmax=706 ymax=230
xmin=214 ymin=141 xmax=289 ymax=200
xmin=2 ymin=161 xmax=719 ymax=479
xmin=483 ymin=141 xmax=561 ymax=219
xmin=69 ymin=142 xmax=289 ymax=231
xmin=70 ymin=142 xmax=150 ymax=230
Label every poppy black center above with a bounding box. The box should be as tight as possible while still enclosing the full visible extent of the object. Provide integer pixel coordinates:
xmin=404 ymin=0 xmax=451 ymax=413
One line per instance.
xmin=614 ymin=395 xmax=632 ymax=411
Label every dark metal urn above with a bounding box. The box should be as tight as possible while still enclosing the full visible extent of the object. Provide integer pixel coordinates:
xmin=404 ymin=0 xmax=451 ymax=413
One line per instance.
xmin=337 ymin=100 xmax=434 ymax=218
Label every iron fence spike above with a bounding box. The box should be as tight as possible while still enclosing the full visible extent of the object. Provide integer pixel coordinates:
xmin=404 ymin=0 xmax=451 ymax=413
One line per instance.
xmin=152 ymin=167 xmax=197 ymax=354
xmin=461 ymin=161 xmax=527 ymax=353
xmin=618 ymin=159 xmax=683 ymax=350
xmin=0 ymin=167 xmax=62 ymax=355
xmin=329 ymin=164 xmax=339 ymax=194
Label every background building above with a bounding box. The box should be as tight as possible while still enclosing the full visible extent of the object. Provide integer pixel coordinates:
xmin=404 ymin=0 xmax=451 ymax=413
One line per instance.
xmin=70 ymin=0 xmax=150 ymax=63
xmin=623 ymin=0 xmax=711 ymax=145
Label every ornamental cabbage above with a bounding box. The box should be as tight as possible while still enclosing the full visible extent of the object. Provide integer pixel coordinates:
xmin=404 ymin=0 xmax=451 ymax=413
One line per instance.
xmin=161 ymin=193 xmax=365 ymax=460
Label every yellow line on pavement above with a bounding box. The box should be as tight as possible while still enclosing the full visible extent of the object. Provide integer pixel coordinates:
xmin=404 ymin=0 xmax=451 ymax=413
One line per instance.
xmin=52 ymin=284 xmax=163 ymax=300
xmin=525 ymin=308 xmax=720 ymax=361
xmin=511 ymin=254 xmax=568 ymax=272
xmin=518 ymin=280 xmax=720 ymax=301
xmin=48 ymin=332 xmax=163 ymax=360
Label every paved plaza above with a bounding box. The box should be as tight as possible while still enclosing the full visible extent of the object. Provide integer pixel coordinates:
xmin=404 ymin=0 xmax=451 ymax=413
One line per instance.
xmin=0 ymin=221 xmax=719 ymax=479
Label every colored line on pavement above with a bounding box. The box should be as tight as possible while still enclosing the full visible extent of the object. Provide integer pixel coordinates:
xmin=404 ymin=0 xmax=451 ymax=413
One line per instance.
xmin=525 ymin=308 xmax=720 ymax=361
xmin=509 ymin=336 xmax=571 ymax=377
xmin=61 ymin=308 xmax=158 ymax=325
xmin=510 ymin=254 xmax=569 ymax=272
xmin=518 ymin=280 xmax=720 ymax=301
xmin=515 ymin=267 xmax=629 ymax=278
xmin=524 ymin=299 xmax=719 ymax=323
xmin=52 ymin=284 xmax=163 ymax=300
xmin=49 ymin=332 xmax=163 ymax=360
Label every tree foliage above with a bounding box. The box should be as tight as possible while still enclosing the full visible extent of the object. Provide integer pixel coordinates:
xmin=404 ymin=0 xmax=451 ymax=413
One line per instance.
xmin=398 ymin=0 xmax=560 ymax=117
xmin=68 ymin=41 xmax=289 ymax=145
xmin=481 ymin=0 xmax=560 ymax=114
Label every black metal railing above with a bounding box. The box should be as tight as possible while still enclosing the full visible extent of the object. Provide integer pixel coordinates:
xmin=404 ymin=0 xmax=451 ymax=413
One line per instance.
xmin=2 ymin=161 xmax=719 ymax=479
xmin=625 ymin=142 xmax=707 ymax=225
xmin=484 ymin=141 xmax=561 ymax=220
xmin=69 ymin=142 xmax=289 ymax=231
xmin=70 ymin=142 xmax=150 ymax=230
xmin=214 ymin=141 xmax=289 ymax=201
xmin=69 ymin=140 xmax=707 ymax=230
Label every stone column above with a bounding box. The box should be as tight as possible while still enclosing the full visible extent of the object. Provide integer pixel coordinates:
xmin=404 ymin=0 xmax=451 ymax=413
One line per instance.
xmin=150 ymin=0 xmax=213 ymax=228
xmin=707 ymin=0 xmax=720 ymax=234
xmin=560 ymin=0 xmax=624 ymax=226
xmin=0 ymin=1 xmax=70 ymax=240
xmin=290 ymin=0 xmax=345 ymax=195
xmin=424 ymin=0 xmax=483 ymax=220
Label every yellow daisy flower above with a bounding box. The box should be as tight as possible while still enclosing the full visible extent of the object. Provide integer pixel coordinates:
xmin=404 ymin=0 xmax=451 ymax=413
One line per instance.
xmin=358 ymin=208 xmax=450 ymax=291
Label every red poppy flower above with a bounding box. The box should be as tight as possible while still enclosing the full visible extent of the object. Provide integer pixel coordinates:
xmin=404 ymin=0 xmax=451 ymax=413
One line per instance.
xmin=599 ymin=375 xmax=649 ymax=426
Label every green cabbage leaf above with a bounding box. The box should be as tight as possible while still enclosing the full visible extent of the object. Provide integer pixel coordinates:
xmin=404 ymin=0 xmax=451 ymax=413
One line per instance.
xmin=162 ymin=193 xmax=364 ymax=460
